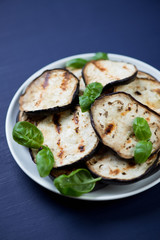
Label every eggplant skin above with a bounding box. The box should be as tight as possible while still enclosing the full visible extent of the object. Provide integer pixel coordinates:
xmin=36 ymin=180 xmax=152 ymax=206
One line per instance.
xmin=114 ymin=71 xmax=160 ymax=115
xmin=19 ymin=68 xmax=79 ymax=115
xmin=82 ymin=60 xmax=137 ymax=89
xmin=90 ymin=92 xmax=160 ymax=160
xmin=86 ymin=146 xmax=159 ymax=184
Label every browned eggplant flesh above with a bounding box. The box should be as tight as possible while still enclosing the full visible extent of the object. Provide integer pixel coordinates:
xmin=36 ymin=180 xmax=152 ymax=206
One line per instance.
xmin=82 ymin=60 xmax=137 ymax=88
xmin=86 ymin=146 xmax=159 ymax=184
xmin=114 ymin=71 xmax=160 ymax=114
xmin=19 ymin=69 xmax=79 ymax=114
xmin=90 ymin=92 xmax=160 ymax=160
xmin=19 ymin=106 xmax=99 ymax=168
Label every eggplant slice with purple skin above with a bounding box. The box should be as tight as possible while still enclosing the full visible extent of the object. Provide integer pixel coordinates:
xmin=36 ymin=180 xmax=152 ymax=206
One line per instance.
xmin=114 ymin=71 xmax=160 ymax=114
xmin=19 ymin=69 xmax=79 ymax=115
xmin=86 ymin=146 xmax=159 ymax=184
xmin=90 ymin=92 xmax=160 ymax=160
xmin=82 ymin=60 xmax=137 ymax=89
xmin=19 ymin=106 xmax=99 ymax=168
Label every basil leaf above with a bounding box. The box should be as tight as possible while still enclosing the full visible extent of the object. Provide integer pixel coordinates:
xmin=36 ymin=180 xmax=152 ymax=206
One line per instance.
xmin=91 ymin=52 xmax=108 ymax=60
xmin=79 ymin=95 xmax=93 ymax=112
xmin=65 ymin=58 xmax=88 ymax=69
xmin=12 ymin=121 xmax=44 ymax=149
xmin=133 ymin=117 xmax=151 ymax=141
xmin=36 ymin=146 xmax=54 ymax=177
xmin=79 ymin=82 xmax=103 ymax=112
xmin=134 ymin=141 xmax=152 ymax=164
xmin=54 ymin=168 xmax=101 ymax=197
xmin=85 ymin=82 xmax=103 ymax=100
xmin=65 ymin=52 xmax=108 ymax=69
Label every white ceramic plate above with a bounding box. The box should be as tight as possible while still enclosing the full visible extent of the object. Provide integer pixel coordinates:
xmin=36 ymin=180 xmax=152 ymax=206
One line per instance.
xmin=5 ymin=53 xmax=160 ymax=201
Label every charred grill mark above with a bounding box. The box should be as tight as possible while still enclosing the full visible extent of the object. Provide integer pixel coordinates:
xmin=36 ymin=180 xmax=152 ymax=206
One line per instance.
xmin=57 ymin=139 xmax=60 ymax=145
xmin=92 ymin=61 xmax=106 ymax=72
xmin=124 ymin=162 xmax=136 ymax=170
xmin=73 ymin=111 xmax=79 ymax=124
xmin=104 ymin=111 xmax=108 ymax=118
xmin=75 ymin=127 xmax=79 ymax=133
xmin=105 ymin=123 xmax=114 ymax=135
xmin=152 ymin=88 xmax=160 ymax=94
xmin=135 ymin=103 xmax=138 ymax=113
xmin=58 ymin=149 xmax=64 ymax=159
xmin=154 ymin=128 xmax=159 ymax=141
xmin=53 ymin=114 xmax=61 ymax=134
xmin=108 ymin=100 xmax=124 ymax=111
xmin=35 ymin=93 xmax=42 ymax=107
xmin=126 ymin=138 xmax=131 ymax=144
xmin=109 ymin=168 xmax=120 ymax=175
xmin=144 ymin=110 xmax=149 ymax=115
xmin=134 ymin=91 xmax=142 ymax=95
xmin=60 ymin=71 xmax=70 ymax=90
xmin=99 ymin=164 xmax=103 ymax=169
xmin=78 ymin=145 xmax=85 ymax=152
xmin=42 ymin=72 xmax=50 ymax=89
xmin=121 ymin=105 xmax=131 ymax=116
xmin=123 ymin=65 xmax=128 ymax=70
xmin=126 ymin=146 xmax=132 ymax=150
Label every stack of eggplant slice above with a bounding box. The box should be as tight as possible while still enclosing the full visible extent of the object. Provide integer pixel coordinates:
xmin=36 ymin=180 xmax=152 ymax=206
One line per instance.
xmin=19 ymin=69 xmax=99 ymax=174
xmin=83 ymin=60 xmax=160 ymax=184
xmin=18 ymin=59 xmax=160 ymax=186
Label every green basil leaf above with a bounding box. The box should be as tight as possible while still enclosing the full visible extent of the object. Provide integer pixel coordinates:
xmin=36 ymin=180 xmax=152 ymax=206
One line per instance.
xmin=79 ymin=82 xmax=103 ymax=112
xmin=133 ymin=117 xmax=152 ymax=141
xmin=134 ymin=141 xmax=152 ymax=164
xmin=54 ymin=168 xmax=101 ymax=197
xmin=36 ymin=146 xmax=54 ymax=177
xmin=79 ymin=95 xmax=93 ymax=112
xmin=84 ymin=82 xmax=103 ymax=100
xmin=65 ymin=58 xmax=88 ymax=69
xmin=91 ymin=52 xmax=109 ymax=60
xmin=12 ymin=121 xmax=44 ymax=149
xmin=65 ymin=52 xmax=108 ymax=69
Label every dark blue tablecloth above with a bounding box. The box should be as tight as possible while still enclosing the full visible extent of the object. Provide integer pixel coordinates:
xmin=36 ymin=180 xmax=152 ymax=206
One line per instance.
xmin=1 ymin=1 xmax=160 ymax=239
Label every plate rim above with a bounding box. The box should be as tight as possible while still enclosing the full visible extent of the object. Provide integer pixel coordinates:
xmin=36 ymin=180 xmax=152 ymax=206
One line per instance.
xmin=5 ymin=52 xmax=160 ymax=201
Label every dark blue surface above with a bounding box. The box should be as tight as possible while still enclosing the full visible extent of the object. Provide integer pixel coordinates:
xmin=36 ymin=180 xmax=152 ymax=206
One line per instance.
xmin=1 ymin=0 xmax=160 ymax=239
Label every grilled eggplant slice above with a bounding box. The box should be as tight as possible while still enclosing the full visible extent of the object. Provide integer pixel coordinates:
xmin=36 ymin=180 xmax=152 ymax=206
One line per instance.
xmin=90 ymin=92 xmax=160 ymax=160
xmin=115 ymin=71 xmax=160 ymax=114
xmin=82 ymin=60 xmax=137 ymax=89
xmin=19 ymin=106 xmax=99 ymax=168
xmin=19 ymin=69 xmax=79 ymax=114
xmin=86 ymin=146 xmax=159 ymax=184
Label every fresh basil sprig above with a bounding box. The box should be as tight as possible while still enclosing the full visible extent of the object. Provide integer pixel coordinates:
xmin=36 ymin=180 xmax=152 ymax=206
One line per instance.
xmin=134 ymin=141 xmax=152 ymax=164
xmin=91 ymin=52 xmax=109 ymax=61
xmin=54 ymin=168 xmax=101 ymax=197
xmin=12 ymin=121 xmax=54 ymax=177
xmin=66 ymin=52 xmax=108 ymax=69
xmin=133 ymin=117 xmax=152 ymax=164
xmin=66 ymin=58 xmax=88 ymax=69
xmin=36 ymin=146 xmax=54 ymax=177
xmin=133 ymin=117 xmax=151 ymax=141
xmin=79 ymin=82 xmax=103 ymax=112
xmin=12 ymin=121 xmax=44 ymax=149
